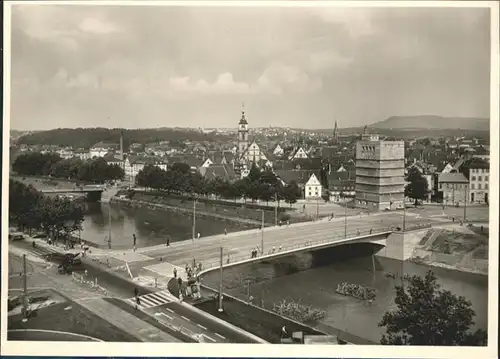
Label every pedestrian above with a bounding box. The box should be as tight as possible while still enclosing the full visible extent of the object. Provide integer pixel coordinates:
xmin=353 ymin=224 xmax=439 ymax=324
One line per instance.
xmin=481 ymin=225 xmax=484 ymax=233
xmin=370 ymin=228 xmax=373 ymax=234
xmin=272 ymin=246 xmax=276 ymax=253
xmin=197 ymin=232 xmax=201 ymax=239
xmin=281 ymin=325 xmax=288 ymax=338
xmin=452 ymin=217 xmax=455 ymax=222
xmin=133 ymin=234 xmax=137 ymax=247
xmin=227 ymin=254 xmax=230 ymax=264
xmin=32 ymin=240 xmax=36 ymax=248
xmin=166 ymin=238 xmax=170 ymax=247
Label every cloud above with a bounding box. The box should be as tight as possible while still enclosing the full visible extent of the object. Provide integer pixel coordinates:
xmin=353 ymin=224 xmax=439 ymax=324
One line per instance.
xmin=79 ymin=17 xmax=120 ymax=34
xmin=169 ymin=73 xmax=251 ymax=95
xmin=9 ymin=5 xmax=491 ymax=130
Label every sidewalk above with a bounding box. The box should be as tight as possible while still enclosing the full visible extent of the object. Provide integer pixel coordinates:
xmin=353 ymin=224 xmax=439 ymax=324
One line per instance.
xmin=76 ymin=298 xmax=181 ymax=342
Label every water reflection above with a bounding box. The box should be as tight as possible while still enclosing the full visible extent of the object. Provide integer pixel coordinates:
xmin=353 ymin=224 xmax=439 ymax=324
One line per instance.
xmin=202 ymin=245 xmax=488 ymax=344
xmin=80 ymin=202 xmax=254 ymax=249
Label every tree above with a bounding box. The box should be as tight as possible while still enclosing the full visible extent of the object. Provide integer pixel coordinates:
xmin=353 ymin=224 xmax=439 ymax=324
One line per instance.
xmin=379 ymin=270 xmax=487 ymax=346
xmin=283 ymin=181 xmax=302 ymax=206
xmin=405 ymin=167 xmax=429 ymax=206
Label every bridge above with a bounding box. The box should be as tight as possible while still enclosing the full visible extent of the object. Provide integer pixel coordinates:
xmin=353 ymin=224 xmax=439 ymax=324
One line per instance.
xmin=40 ymin=187 xmax=104 ymax=201
xmin=134 ymin=211 xmax=441 ymax=280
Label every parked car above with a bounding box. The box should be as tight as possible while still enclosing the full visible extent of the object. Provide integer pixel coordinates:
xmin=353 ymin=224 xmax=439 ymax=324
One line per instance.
xmin=9 ymin=232 xmax=25 ymax=241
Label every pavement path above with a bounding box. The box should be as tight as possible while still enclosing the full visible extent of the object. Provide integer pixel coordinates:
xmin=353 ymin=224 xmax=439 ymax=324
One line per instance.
xmin=76 ymin=297 xmax=181 ymax=342
xmin=9 ymin=240 xmax=264 ymax=343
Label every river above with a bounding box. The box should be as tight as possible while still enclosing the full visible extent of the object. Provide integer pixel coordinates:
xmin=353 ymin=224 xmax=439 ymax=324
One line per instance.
xmin=80 ymin=202 xmax=251 ymax=249
xmin=81 ymin=202 xmax=488 ymax=343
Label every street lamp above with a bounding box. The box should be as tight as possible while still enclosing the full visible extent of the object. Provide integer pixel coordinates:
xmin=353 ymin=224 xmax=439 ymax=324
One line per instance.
xmin=218 ymin=246 xmax=224 ymax=312
xmin=260 ymin=209 xmax=265 ymax=255
xmin=107 ymin=206 xmax=112 ymax=249
xmin=192 ymin=197 xmax=197 ymax=242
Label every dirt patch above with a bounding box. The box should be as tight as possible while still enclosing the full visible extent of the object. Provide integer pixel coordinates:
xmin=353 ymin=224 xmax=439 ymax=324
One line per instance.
xmin=431 ymin=230 xmax=487 ymax=256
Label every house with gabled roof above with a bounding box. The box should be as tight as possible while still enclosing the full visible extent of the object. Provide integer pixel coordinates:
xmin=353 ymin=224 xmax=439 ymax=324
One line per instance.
xmin=199 ymin=164 xmax=236 ymax=182
xmin=304 ymin=173 xmax=323 ymax=199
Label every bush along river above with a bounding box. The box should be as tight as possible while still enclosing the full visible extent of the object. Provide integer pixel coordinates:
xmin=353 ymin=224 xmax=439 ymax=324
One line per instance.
xmin=200 ymin=243 xmax=488 ymax=344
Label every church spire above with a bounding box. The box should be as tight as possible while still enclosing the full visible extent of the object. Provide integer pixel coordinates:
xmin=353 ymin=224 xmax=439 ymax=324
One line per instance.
xmin=333 ymin=119 xmax=338 ymax=142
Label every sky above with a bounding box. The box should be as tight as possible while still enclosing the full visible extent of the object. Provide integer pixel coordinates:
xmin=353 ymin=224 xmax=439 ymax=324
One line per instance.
xmin=8 ymin=4 xmax=491 ymax=130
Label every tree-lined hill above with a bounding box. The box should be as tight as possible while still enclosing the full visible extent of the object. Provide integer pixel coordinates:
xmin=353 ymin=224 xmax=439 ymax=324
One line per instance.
xmin=370 ymin=115 xmax=490 ymax=131
xmin=16 ymin=127 xmax=232 ymax=149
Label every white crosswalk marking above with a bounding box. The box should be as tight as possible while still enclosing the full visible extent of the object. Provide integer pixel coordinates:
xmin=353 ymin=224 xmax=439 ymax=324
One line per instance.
xmin=125 ymin=290 xmax=173 ymax=309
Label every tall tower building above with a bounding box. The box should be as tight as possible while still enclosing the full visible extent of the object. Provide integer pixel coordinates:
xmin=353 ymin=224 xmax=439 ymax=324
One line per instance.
xmin=355 ymin=133 xmax=405 ymax=211
xmin=333 ymin=120 xmax=339 ymax=143
xmin=237 ymin=104 xmax=249 ymax=160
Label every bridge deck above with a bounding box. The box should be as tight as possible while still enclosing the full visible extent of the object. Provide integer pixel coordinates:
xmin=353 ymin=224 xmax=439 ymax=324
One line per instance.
xmin=40 ymin=188 xmax=104 ymax=193
xmin=136 ymin=212 xmax=439 ymax=277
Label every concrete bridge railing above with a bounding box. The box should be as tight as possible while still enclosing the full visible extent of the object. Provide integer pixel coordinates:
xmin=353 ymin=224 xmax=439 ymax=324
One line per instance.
xmin=198 ymin=228 xmax=391 ymax=276
xmin=40 ymin=188 xmax=104 ymax=193
xmin=198 ymin=223 xmax=435 ymax=275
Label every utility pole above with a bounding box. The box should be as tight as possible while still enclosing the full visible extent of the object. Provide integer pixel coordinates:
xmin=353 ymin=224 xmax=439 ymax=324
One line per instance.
xmin=261 ymin=210 xmax=264 ymax=255
xmin=316 ymin=198 xmax=319 ymax=221
xmin=344 ymin=196 xmax=347 ymax=238
xmin=274 ymin=192 xmax=278 ymax=226
xmin=22 ymin=254 xmax=28 ymax=320
xmin=402 ymin=195 xmax=406 ymax=232
xmin=108 ymin=207 xmax=112 ymax=249
xmin=192 ymin=199 xmax=196 ymax=242
xmin=218 ymin=246 xmax=223 ymax=312
xmin=463 ymin=184 xmax=468 ymax=222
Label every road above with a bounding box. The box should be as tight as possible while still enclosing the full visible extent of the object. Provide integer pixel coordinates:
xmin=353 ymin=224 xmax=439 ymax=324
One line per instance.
xmin=136 ymin=208 xmax=471 ymax=272
xmin=8 ymin=240 xmax=262 ymax=343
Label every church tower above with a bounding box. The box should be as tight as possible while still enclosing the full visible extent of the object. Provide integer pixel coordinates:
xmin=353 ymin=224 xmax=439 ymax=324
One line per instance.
xmin=333 ymin=120 xmax=339 ymax=143
xmin=237 ymin=103 xmax=249 ymax=159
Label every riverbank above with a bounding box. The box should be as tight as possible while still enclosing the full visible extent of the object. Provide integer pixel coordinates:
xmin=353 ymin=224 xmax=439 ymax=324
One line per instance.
xmin=374 ymin=224 xmax=489 ymax=276
xmin=409 ymin=225 xmax=488 ymax=276
xmin=111 ymin=190 xmax=313 ymax=228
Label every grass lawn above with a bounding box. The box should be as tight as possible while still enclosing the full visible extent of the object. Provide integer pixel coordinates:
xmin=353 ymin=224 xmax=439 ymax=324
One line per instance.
xmin=194 ymin=295 xmax=323 ymax=344
xmin=8 ymin=299 xmax=139 ymax=342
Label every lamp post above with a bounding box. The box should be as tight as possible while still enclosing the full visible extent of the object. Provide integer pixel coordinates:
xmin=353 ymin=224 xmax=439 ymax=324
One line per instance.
xmin=274 ymin=192 xmax=278 ymax=226
xmin=463 ymin=184 xmax=468 ymax=222
xmin=218 ymin=246 xmax=224 ymax=312
xmin=402 ymin=194 xmax=406 ymax=232
xmin=192 ymin=198 xmax=197 ymax=242
xmin=108 ymin=207 xmax=112 ymax=249
xmin=260 ymin=209 xmax=265 ymax=255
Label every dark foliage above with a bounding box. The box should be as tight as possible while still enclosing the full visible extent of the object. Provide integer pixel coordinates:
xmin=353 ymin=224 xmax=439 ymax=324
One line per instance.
xmin=9 ymin=180 xmax=84 ymax=241
xmin=16 ymin=128 xmax=230 ymax=150
xmin=379 ymin=270 xmax=487 ymax=346
xmin=12 ymin=152 xmax=124 ymax=183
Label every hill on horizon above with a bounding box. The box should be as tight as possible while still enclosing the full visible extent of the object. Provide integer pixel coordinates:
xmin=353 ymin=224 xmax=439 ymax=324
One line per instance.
xmin=370 ymin=115 xmax=489 ymax=131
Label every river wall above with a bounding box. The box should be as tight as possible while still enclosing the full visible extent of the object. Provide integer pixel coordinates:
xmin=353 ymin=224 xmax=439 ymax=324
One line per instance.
xmin=110 ymin=195 xmax=263 ymax=229
xmin=111 ymin=191 xmax=303 ymax=228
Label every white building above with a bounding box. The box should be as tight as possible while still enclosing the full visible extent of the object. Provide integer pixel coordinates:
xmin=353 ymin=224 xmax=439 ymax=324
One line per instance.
xmin=201 ymin=158 xmax=214 ymax=168
xmin=73 ymin=150 xmax=91 ymax=161
xmin=90 ymin=141 xmax=119 ymax=158
xmin=273 ymin=144 xmax=284 ymax=156
xmin=304 ymin=173 xmax=323 ymax=200
xmin=289 ymin=147 xmax=309 ymax=160
xmin=460 ymin=158 xmax=489 ymax=204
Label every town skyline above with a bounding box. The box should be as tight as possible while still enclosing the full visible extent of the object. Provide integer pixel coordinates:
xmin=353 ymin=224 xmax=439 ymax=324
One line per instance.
xmin=8 ymin=4 xmax=491 ymax=131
